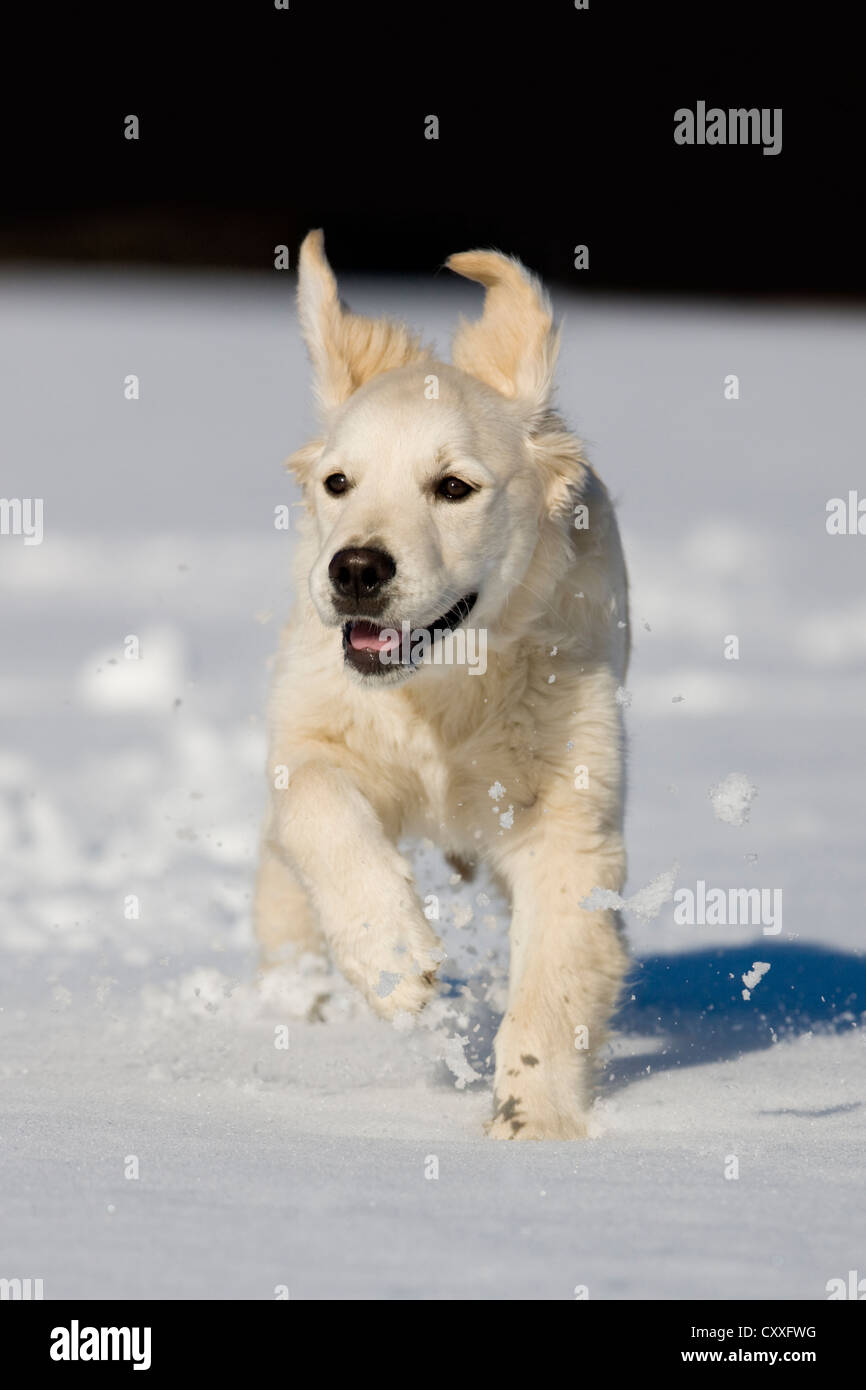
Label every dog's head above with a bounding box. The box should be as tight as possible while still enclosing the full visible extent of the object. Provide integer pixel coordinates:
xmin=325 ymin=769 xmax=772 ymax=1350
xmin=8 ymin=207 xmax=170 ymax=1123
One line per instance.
xmin=289 ymin=230 xmax=587 ymax=683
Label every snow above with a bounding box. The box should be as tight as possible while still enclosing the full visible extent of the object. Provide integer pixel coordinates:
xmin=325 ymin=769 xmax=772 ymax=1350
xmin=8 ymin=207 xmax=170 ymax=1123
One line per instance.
xmin=742 ymin=961 xmax=772 ymax=1000
xmin=710 ymin=772 xmax=759 ymax=827
xmin=582 ymin=865 xmax=678 ymax=922
xmin=1 ymin=270 xmax=864 ymax=1300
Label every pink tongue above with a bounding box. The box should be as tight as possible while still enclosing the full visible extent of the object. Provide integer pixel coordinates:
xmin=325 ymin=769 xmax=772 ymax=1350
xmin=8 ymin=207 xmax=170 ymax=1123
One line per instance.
xmin=349 ymin=622 xmax=398 ymax=653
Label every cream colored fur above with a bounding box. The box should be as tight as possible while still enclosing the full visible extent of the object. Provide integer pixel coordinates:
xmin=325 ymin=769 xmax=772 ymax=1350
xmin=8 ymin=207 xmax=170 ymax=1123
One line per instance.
xmin=255 ymin=230 xmax=630 ymax=1139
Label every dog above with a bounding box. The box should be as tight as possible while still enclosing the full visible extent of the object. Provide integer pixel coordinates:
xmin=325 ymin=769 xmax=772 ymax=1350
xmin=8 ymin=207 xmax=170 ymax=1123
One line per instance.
xmin=254 ymin=231 xmax=630 ymax=1139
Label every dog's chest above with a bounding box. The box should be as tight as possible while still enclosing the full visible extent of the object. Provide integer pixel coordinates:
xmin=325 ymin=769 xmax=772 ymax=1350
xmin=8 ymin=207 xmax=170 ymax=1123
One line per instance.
xmin=398 ymin=701 xmax=541 ymax=850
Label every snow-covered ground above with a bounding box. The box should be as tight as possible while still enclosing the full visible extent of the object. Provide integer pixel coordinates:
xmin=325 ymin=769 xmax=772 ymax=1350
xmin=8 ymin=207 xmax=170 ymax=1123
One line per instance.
xmin=1 ymin=270 xmax=863 ymax=1300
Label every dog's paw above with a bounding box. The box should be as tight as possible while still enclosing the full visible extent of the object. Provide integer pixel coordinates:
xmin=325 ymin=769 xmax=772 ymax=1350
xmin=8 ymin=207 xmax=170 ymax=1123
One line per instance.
xmin=334 ymin=910 xmax=445 ymax=1021
xmin=486 ymin=1092 xmax=590 ymax=1141
xmin=369 ymin=965 xmax=441 ymax=1021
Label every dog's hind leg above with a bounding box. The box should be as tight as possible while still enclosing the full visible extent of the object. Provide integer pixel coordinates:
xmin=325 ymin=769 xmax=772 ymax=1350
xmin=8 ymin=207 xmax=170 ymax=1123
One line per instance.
xmin=254 ymin=835 xmax=326 ymax=966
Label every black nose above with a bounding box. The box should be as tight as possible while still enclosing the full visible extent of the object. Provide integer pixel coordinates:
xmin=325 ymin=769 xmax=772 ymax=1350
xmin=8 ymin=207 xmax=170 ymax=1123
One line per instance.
xmin=328 ymin=547 xmax=397 ymax=606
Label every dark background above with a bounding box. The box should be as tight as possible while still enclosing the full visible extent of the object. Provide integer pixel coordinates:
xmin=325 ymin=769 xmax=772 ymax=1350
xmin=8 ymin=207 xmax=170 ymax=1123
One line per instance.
xmin=1 ymin=3 xmax=860 ymax=296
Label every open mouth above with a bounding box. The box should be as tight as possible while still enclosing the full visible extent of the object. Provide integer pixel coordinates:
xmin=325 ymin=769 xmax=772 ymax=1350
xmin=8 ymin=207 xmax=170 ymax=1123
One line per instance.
xmin=342 ymin=593 xmax=478 ymax=677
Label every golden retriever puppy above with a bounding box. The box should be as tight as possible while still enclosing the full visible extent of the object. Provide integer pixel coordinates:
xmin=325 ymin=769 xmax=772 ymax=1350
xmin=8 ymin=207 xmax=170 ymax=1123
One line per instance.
xmin=255 ymin=231 xmax=629 ymax=1139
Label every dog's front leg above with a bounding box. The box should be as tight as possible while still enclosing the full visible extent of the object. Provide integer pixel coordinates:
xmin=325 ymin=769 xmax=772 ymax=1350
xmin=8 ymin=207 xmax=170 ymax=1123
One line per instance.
xmin=272 ymin=759 xmax=444 ymax=1018
xmin=489 ymin=821 xmax=628 ymax=1140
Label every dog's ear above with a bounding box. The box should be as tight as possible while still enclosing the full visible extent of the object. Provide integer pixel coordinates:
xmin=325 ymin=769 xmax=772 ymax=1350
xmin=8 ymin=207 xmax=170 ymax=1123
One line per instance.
xmin=528 ymin=424 xmax=590 ymax=520
xmin=446 ymin=250 xmax=560 ymax=423
xmin=297 ymin=230 xmax=428 ymax=412
xmin=284 ymin=437 xmax=325 ymax=486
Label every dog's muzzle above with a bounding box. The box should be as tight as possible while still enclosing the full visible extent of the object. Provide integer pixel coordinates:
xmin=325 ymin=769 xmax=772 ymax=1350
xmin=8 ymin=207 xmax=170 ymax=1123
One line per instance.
xmin=342 ymin=593 xmax=478 ymax=677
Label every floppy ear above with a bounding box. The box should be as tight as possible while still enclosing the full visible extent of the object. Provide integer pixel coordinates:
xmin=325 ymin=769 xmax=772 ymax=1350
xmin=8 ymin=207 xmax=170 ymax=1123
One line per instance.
xmin=284 ymin=437 xmax=325 ymax=487
xmin=297 ymin=230 xmax=428 ymax=412
xmin=528 ymin=424 xmax=591 ymax=520
xmin=446 ymin=250 xmax=560 ymax=422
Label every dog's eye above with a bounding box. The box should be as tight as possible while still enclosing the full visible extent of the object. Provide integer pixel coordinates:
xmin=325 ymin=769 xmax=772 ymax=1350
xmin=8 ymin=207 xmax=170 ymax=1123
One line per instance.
xmin=324 ymin=473 xmax=349 ymax=496
xmin=436 ymin=476 xmax=473 ymax=501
